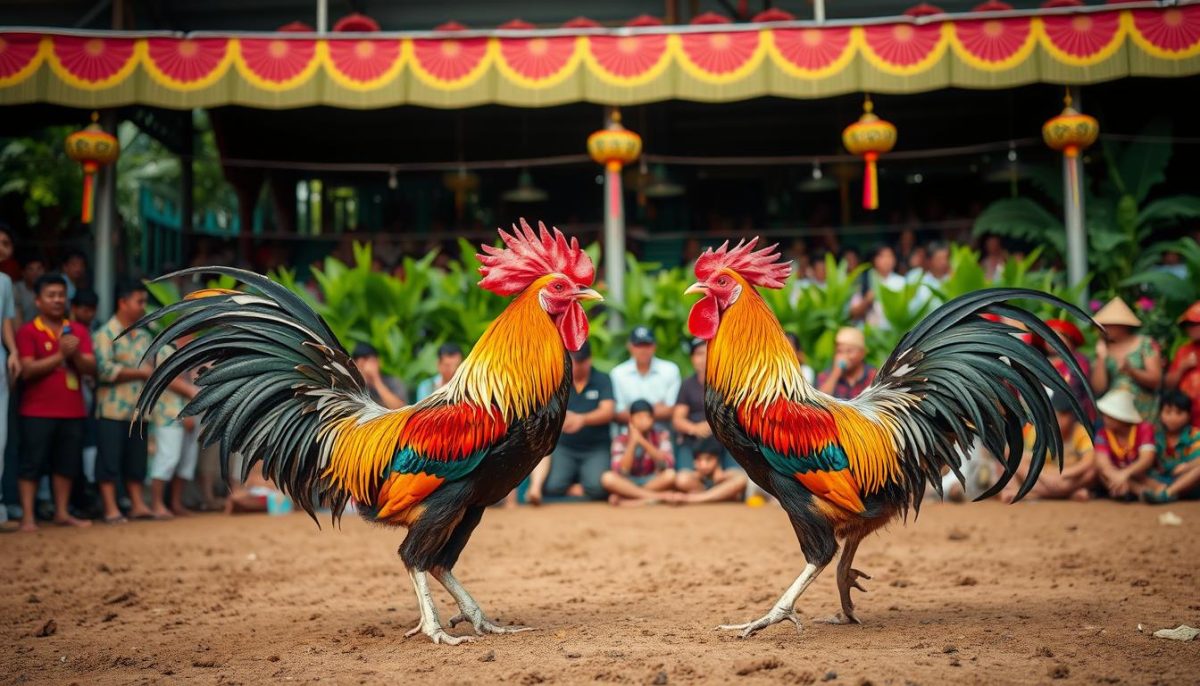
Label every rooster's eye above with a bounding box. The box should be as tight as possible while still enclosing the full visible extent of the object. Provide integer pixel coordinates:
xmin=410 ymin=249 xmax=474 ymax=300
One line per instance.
xmin=554 ymin=282 xmax=565 ymax=292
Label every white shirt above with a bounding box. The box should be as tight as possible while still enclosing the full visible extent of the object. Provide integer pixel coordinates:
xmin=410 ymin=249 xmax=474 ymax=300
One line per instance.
xmin=610 ymin=356 xmax=682 ymax=417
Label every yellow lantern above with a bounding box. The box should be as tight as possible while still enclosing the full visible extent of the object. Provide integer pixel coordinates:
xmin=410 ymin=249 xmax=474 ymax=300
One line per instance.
xmin=64 ymin=111 xmax=120 ymax=224
xmin=1042 ymin=93 xmax=1099 ymax=159
xmin=587 ymin=109 xmax=642 ymax=172
xmin=841 ymin=96 xmax=896 ymax=211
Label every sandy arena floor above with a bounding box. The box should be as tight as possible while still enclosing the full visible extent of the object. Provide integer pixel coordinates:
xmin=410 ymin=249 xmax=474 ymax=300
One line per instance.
xmin=3 ymin=500 xmax=1199 ymax=685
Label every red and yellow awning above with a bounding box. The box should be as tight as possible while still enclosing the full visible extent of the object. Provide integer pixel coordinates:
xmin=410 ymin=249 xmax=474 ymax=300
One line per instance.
xmin=2 ymin=5 xmax=1197 ymax=109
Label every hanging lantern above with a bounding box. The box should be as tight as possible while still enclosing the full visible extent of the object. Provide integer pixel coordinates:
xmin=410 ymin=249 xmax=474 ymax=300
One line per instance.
xmin=442 ymin=167 xmax=479 ymax=221
xmin=841 ymin=96 xmax=896 ymax=211
xmin=1042 ymin=92 xmax=1099 ymax=159
xmin=64 ymin=111 xmax=119 ymax=224
xmin=587 ymin=109 xmax=642 ymax=173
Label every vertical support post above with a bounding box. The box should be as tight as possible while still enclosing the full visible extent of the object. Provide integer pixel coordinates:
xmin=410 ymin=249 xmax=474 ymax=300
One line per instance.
xmin=814 ymin=0 xmax=826 ymax=23
xmin=1062 ymin=86 xmax=1088 ymax=306
xmin=179 ymin=112 xmax=194 ymax=270
xmin=316 ymin=0 xmax=328 ymax=33
xmin=94 ymin=110 xmax=117 ymax=321
xmin=604 ymin=159 xmax=625 ymax=331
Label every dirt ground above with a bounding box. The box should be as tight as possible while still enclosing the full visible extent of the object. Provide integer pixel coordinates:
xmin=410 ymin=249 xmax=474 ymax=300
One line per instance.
xmin=3 ymin=500 xmax=1199 ymax=685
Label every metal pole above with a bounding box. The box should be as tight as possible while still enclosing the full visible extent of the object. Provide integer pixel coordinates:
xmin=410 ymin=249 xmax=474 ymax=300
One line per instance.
xmin=94 ymin=111 xmax=117 ymax=321
xmin=316 ymin=0 xmax=328 ymax=33
xmin=814 ymin=0 xmax=826 ymax=23
xmin=179 ymin=113 xmax=194 ymax=271
xmin=604 ymin=160 xmax=625 ymax=330
xmin=1063 ymin=87 xmax=1088 ymax=305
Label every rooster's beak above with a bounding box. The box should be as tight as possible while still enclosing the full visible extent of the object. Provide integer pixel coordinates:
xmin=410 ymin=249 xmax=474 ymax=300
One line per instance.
xmin=575 ymin=287 xmax=603 ymax=302
xmin=684 ymin=282 xmax=708 ymax=296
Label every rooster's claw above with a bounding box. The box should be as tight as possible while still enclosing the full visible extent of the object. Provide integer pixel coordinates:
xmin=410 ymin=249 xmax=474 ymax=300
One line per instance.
xmin=717 ymin=608 xmax=803 ymax=638
xmin=404 ymin=623 xmax=477 ymax=645
xmin=448 ymin=613 xmax=536 ymax=635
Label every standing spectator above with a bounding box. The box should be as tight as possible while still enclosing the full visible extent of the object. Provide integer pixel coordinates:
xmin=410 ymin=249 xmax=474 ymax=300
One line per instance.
xmin=911 ymin=241 xmax=951 ymax=312
xmin=611 ymin=326 xmax=681 ymax=428
xmin=980 ymin=234 xmax=1008 ymax=280
xmin=71 ymin=289 xmax=99 ymax=331
xmin=415 ymin=343 xmax=463 ymax=402
xmin=601 ymin=400 xmax=677 ymax=505
xmin=352 ymin=343 xmax=407 ymax=409
xmin=0 ymin=233 xmax=19 ymax=532
xmin=13 ymin=253 xmax=45 ymax=326
xmin=526 ymin=341 xmax=614 ymax=503
xmin=849 ymin=246 xmax=906 ymax=329
xmin=1165 ymin=301 xmax=1200 ymax=427
xmin=59 ymin=250 xmax=87 ymax=301
xmin=1091 ymin=297 xmax=1163 ymax=423
xmin=92 ymin=281 xmax=156 ymax=524
xmin=148 ymin=334 xmax=200 ymax=519
xmin=817 ymin=327 xmax=877 ymax=400
xmin=14 ymin=274 xmax=95 ymax=531
xmin=673 ymin=338 xmax=716 ymax=473
xmin=1093 ymin=389 xmax=1155 ymax=500
xmin=0 ymin=223 xmax=19 ymax=281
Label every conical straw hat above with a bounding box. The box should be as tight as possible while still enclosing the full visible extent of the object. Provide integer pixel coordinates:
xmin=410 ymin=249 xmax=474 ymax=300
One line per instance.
xmin=1096 ymin=389 xmax=1142 ymax=424
xmin=1094 ymin=297 xmax=1141 ymax=327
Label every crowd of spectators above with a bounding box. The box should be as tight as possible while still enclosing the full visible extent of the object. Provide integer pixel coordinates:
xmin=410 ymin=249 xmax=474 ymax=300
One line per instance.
xmin=4 ymin=228 xmax=1200 ymax=533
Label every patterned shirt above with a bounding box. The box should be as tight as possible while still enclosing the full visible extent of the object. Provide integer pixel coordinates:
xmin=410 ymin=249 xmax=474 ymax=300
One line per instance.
xmin=817 ymin=364 xmax=877 ymax=400
xmin=93 ymin=315 xmax=152 ymax=421
xmin=1094 ymin=422 xmax=1155 ymax=469
xmin=1150 ymin=426 xmax=1200 ymax=479
xmin=153 ymin=344 xmax=188 ymax=427
xmin=610 ymin=427 xmax=674 ymax=477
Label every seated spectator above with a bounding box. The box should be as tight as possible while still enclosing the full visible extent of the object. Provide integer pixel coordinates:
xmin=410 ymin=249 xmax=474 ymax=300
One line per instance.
xmin=225 ymin=466 xmax=286 ymax=514
xmin=527 ymin=340 xmax=613 ymax=503
xmin=817 ymin=327 xmax=877 ymax=400
xmin=1091 ymin=296 xmax=1163 ymax=423
xmin=601 ymin=400 xmax=677 ymax=505
xmin=415 ymin=343 xmax=463 ymax=402
xmin=1141 ymin=391 xmax=1200 ymax=503
xmin=352 ymin=343 xmax=407 ymax=409
xmin=1000 ymin=392 xmax=1096 ymax=503
xmin=611 ymin=326 xmax=681 ymax=429
xmin=673 ymin=338 xmax=715 ymax=472
xmin=1037 ymin=319 xmax=1095 ymax=424
xmin=784 ymin=332 xmax=816 ymax=384
xmin=675 ymin=437 xmax=748 ymax=504
xmin=71 ymin=289 xmax=98 ymax=331
xmin=1093 ymin=389 xmax=1155 ymax=500
xmin=148 ymin=334 xmax=201 ymax=519
xmin=15 ymin=274 xmax=95 ymax=531
xmin=1165 ymin=301 xmax=1200 ymax=427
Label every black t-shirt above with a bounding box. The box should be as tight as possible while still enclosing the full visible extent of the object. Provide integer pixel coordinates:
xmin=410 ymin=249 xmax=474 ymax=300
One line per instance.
xmin=559 ymin=368 xmax=614 ymax=451
xmin=677 ymin=374 xmax=705 ymax=424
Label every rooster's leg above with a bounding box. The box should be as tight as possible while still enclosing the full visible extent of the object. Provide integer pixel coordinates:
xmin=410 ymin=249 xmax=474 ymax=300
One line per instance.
xmin=717 ymin=563 xmax=825 ymax=638
xmin=820 ymin=532 xmax=870 ymax=625
xmin=436 ymin=569 xmax=536 ymax=635
xmin=403 ymin=567 xmax=476 ymax=645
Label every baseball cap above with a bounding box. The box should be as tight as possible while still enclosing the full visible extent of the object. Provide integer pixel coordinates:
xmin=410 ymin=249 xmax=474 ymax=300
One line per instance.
xmin=351 ymin=343 xmax=379 ymax=358
xmin=629 ymin=326 xmax=656 ymax=345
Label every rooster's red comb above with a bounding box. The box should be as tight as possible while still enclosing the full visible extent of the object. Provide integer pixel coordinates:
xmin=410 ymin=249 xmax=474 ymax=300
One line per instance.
xmin=693 ymin=237 xmax=791 ymax=289
xmin=477 ymin=219 xmax=595 ymax=296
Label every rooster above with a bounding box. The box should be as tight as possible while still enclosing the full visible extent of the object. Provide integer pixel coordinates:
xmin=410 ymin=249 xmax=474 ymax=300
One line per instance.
xmin=685 ymin=238 xmax=1093 ymax=637
xmin=132 ymin=220 xmax=601 ymax=645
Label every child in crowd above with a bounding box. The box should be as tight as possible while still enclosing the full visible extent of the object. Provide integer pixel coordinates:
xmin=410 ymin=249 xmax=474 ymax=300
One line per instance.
xmin=674 ymin=437 xmax=748 ymax=504
xmin=1000 ymin=392 xmax=1096 ymax=502
xmin=601 ymin=399 xmax=677 ymax=505
xmin=1141 ymin=391 xmax=1200 ymax=503
xmin=1093 ymin=389 xmax=1156 ymax=500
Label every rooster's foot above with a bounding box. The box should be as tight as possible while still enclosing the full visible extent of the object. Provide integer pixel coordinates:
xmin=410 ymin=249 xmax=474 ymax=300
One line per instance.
xmin=717 ymin=608 xmax=803 ymax=638
xmin=448 ymin=612 xmax=536 ymax=636
xmin=818 ymin=610 xmax=861 ymax=625
xmin=404 ymin=622 xmax=477 ymax=645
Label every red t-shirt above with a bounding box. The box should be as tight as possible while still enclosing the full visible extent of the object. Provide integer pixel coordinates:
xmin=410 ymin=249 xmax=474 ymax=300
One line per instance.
xmin=16 ymin=317 xmax=93 ymax=419
xmin=1170 ymin=342 xmax=1200 ymax=426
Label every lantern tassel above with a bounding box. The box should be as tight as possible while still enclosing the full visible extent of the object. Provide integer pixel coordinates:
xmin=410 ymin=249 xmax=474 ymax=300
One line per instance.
xmin=80 ymin=165 xmax=96 ymax=224
xmin=863 ymin=151 xmax=879 ymax=211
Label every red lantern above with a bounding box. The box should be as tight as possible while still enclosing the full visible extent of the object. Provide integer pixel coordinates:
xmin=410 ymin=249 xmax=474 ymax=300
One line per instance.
xmin=64 ymin=112 xmax=119 ymax=224
xmin=841 ymin=96 xmax=897 ymax=211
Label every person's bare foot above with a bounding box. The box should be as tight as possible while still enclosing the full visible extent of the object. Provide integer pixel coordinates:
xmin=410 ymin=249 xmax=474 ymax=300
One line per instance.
xmin=170 ymin=506 xmax=193 ymax=517
xmin=663 ymin=491 xmax=688 ymax=506
xmin=607 ymin=493 xmax=622 ymax=506
xmin=566 ymin=483 xmax=585 ymax=497
xmin=525 ymin=488 xmax=542 ymax=506
xmin=128 ymin=506 xmax=154 ymax=519
xmin=1070 ymin=488 xmax=1091 ymax=502
xmin=998 ymin=488 xmax=1018 ymax=504
xmin=53 ymin=515 xmax=92 ymax=528
xmin=18 ymin=519 xmax=38 ymax=533
xmin=151 ymin=507 xmax=175 ymax=520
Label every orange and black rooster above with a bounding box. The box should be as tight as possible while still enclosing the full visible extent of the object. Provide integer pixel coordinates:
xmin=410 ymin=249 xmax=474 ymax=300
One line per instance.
xmin=685 ymin=239 xmax=1093 ymax=637
xmin=133 ymin=221 xmax=600 ymax=645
